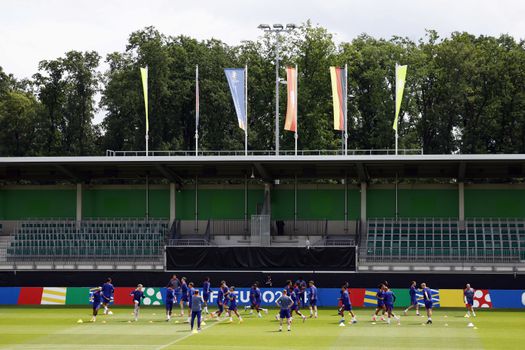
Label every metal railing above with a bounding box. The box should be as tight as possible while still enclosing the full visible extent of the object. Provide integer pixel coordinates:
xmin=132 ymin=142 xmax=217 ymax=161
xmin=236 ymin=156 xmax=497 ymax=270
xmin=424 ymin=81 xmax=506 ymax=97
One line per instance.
xmin=106 ymin=148 xmax=423 ymax=157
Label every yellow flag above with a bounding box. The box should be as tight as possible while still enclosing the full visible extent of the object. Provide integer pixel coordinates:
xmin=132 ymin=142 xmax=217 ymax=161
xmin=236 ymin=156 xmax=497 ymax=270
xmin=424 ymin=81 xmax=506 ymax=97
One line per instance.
xmin=140 ymin=67 xmax=149 ymax=133
xmin=392 ymin=64 xmax=407 ymax=131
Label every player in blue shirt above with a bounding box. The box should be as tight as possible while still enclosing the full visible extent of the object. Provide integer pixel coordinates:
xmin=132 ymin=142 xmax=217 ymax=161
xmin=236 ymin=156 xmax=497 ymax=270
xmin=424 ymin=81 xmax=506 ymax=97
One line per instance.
xmin=464 ymin=283 xmax=476 ymax=318
xmin=307 ymin=280 xmax=318 ymax=318
xmin=421 ymin=282 xmax=433 ymax=324
xmin=290 ymin=283 xmax=307 ymax=322
xmin=89 ymin=287 xmax=102 ymax=322
xmin=403 ymin=281 xmax=420 ymax=316
xmin=179 ymin=277 xmax=188 ymax=317
xmin=276 ymin=289 xmax=294 ymax=331
xmin=295 ymin=277 xmax=307 ymax=307
xmin=130 ymin=284 xmax=145 ymax=321
xmin=187 ymin=282 xmax=196 ymax=323
xmin=227 ymin=286 xmax=243 ymax=323
xmin=383 ymin=286 xmax=400 ymax=325
xmin=101 ymin=277 xmax=114 ymax=315
xmin=165 ymin=286 xmax=176 ymax=321
xmin=338 ymin=285 xmax=356 ymax=326
xmin=211 ymin=280 xmax=228 ymax=320
xmin=246 ymin=282 xmax=267 ymax=317
xmin=202 ymin=277 xmax=211 ymax=314
xmin=372 ymin=283 xmax=386 ymax=321
xmin=190 ymin=289 xmax=205 ymax=333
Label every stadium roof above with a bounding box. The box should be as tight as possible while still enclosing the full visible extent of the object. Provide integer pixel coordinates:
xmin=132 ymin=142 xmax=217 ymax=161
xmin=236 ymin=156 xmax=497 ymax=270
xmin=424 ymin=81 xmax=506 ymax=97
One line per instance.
xmin=0 ymin=154 xmax=524 ymax=183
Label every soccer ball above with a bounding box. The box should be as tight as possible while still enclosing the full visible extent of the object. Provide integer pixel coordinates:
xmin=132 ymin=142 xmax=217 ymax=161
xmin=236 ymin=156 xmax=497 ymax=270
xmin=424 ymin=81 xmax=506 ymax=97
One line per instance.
xmin=108 ymin=311 xmax=113 ymax=315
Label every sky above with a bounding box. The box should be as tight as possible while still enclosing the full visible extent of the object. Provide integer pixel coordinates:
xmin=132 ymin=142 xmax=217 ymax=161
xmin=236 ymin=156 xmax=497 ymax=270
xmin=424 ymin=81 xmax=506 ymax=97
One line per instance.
xmin=1 ymin=0 xmax=525 ymax=123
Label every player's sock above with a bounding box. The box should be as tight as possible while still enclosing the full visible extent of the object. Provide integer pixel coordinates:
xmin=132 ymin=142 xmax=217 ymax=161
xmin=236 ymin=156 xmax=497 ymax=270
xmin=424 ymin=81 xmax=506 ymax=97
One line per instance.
xmin=472 ymin=311 xmax=476 ymax=317
xmin=258 ymin=312 xmax=262 ymax=318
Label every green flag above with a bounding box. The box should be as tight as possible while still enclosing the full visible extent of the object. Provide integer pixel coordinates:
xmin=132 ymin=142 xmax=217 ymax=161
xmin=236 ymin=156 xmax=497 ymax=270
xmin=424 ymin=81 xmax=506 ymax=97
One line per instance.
xmin=140 ymin=67 xmax=149 ymax=133
xmin=392 ymin=64 xmax=407 ymax=131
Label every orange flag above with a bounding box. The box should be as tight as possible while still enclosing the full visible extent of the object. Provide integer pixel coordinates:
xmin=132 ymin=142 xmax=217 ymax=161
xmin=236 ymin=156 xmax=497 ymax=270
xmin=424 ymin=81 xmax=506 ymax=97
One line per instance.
xmin=284 ymin=66 xmax=297 ymax=132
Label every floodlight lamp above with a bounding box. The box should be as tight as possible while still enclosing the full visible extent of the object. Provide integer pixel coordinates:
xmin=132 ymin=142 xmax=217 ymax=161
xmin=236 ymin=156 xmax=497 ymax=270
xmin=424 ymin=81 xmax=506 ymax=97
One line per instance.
xmin=273 ymin=24 xmax=284 ymax=30
xmin=258 ymin=24 xmax=271 ymax=30
xmin=286 ymin=23 xmax=297 ymax=30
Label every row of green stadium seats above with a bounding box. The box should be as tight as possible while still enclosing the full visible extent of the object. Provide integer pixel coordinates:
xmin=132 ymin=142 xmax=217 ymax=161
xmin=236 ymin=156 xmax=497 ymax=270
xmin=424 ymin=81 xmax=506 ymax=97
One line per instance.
xmin=7 ymin=247 xmax=161 ymax=256
xmin=14 ymin=231 xmax=164 ymax=238
xmin=365 ymin=248 xmax=520 ymax=257
xmin=369 ymin=223 xmax=525 ymax=230
xmin=368 ymin=228 xmax=525 ymax=235
xmin=367 ymin=241 xmax=521 ymax=248
xmin=368 ymin=233 xmax=525 ymax=241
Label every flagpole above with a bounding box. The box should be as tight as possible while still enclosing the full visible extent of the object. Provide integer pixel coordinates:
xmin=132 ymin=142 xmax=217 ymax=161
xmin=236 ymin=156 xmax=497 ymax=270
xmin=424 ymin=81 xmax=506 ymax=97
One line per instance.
xmin=294 ymin=64 xmax=298 ymax=156
xmin=195 ymin=64 xmax=199 ymax=156
xmin=395 ymin=63 xmax=398 ymax=156
xmin=245 ymin=64 xmax=248 ymax=156
xmin=144 ymin=66 xmax=149 ymax=157
xmin=344 ymin=63 xmax=348 ymax=156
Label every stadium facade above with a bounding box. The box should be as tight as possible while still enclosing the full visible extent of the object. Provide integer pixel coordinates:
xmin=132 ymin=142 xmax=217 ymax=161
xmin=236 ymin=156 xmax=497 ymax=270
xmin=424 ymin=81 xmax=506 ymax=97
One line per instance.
xmin=0 ymin=154 xmax=525 ymax=291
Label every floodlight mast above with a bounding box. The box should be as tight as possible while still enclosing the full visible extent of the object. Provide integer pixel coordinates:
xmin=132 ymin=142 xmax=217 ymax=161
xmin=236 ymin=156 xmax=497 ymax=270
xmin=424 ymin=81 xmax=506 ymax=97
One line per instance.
xmin=258 ymin=23 xmax=298 ymax=156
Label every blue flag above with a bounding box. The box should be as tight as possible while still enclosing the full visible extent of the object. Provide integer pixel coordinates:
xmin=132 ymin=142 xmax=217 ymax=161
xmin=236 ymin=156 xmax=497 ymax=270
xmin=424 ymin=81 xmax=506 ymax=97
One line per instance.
xmin=224 ymin=68 xmax=247 ymax=130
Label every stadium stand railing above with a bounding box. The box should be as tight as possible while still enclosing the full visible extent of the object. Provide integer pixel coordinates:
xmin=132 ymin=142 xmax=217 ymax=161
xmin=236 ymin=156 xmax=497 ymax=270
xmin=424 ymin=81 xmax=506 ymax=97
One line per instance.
xmin=6 ymin=218 xmax=169 ymax=262
xmin=106 ymin=148 xmax=423 ymax=157
xmin=166 ymin=218 xmax=357 ymax=246
xmin=361 ymin=217 xmax=525 ymax=263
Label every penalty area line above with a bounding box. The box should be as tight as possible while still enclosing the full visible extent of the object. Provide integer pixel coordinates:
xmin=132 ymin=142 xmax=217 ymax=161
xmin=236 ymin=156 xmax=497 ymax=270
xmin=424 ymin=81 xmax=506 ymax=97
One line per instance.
xmin=156 ymin=319 xmax=220 ymax=350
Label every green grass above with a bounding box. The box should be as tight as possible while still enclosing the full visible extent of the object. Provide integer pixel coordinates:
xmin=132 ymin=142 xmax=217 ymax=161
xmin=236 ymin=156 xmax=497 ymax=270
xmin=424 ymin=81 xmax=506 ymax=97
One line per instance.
xmin=0 ymin=306 xmax=523 ymax=349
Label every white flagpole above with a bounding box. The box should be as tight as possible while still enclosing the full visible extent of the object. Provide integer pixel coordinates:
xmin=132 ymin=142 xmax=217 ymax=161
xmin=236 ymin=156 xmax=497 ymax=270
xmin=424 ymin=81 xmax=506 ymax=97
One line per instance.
xmin=395 ymin=63 xmax=399 ymax=156
xmin=294 ymin=64 xmax=298 ymax=156
xmin=344 ymin=64 xmax=348 ymax=156
xmin=145 ymin=66 xmax=149 ymax=157
xmin=245 ymin=65 xmax=248 ymax=156
xmin=195 ymin=64 xmax=199 ymax=156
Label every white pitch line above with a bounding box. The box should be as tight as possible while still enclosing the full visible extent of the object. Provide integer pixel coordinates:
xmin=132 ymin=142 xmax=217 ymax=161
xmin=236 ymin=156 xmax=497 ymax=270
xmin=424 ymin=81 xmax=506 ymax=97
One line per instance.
xmin=156 ymin=319 xmax=221 ymax=350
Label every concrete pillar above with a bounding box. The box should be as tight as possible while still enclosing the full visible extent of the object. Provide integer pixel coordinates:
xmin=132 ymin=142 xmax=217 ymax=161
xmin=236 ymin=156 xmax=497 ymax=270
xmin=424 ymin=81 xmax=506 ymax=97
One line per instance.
xmin=360 ymin=182 xmax=367 ymax=225
xmin=76 ymin=183 xmax=82 ymax=222
xmin=169 ymin=183 xmax=176 ymax=225
xmin=459 ymin=182 xmax=465 ymax=222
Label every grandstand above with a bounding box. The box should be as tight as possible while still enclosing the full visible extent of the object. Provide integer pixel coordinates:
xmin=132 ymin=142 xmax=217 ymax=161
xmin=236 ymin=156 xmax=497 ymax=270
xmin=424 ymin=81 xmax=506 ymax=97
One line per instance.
xmin=0 ymin=154 xmax=524 ymax=276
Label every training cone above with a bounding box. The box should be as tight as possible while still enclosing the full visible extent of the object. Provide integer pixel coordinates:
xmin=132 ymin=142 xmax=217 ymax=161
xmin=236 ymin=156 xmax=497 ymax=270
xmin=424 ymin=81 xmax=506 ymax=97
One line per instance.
xmin=445 ymin=323 xmax=449 ymax=327
xmin=191 ymin=329 xmax=198 ymax=334
xmin=102 ymin=321 xmax=106 ymax=324
xmin=339 ymin=322 xmax=346 ymax=327
xmin=371 ymin=322 xmax=376 ymax=325
xmin=201 ymin=322 xmax=207 ymax=326
xmin=467 ymin=322 xmax=474 ymax=327
xmin=473 ymin=327 xmax=478 ymax=330
xmin=127 ymin=320 xmax=131 ymax=323
xmin=77 ymin=319 xmax=83 ymax=324
xmin=149 ymin=320 xmax=153 ymax=323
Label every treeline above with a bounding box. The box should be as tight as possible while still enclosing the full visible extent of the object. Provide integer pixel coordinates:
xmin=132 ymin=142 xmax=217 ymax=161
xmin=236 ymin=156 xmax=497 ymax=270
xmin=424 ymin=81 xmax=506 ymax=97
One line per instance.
xmin=2 ymin=23 xmax=525 ymax=156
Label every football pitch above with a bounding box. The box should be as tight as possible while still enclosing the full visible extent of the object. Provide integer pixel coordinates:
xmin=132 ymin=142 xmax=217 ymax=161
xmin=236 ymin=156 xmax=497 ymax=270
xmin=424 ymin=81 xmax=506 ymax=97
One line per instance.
xmin=0 ymin=306 xmax=523 ymax=350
